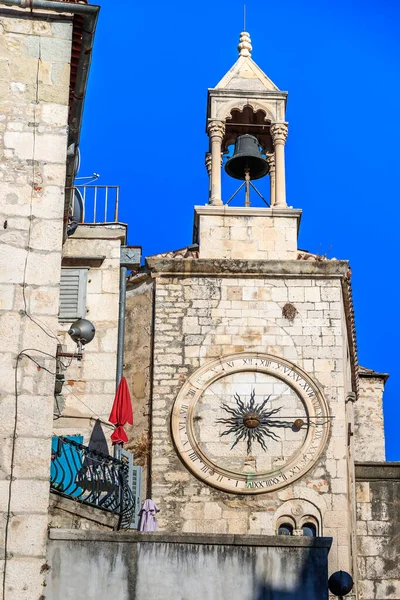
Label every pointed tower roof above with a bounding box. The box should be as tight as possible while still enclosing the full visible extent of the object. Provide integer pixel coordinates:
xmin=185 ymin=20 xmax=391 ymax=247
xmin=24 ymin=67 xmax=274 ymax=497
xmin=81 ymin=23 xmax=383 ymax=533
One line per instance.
xmin=215 ymin=31 xmax=280 ymax=93
xmin=207 ymin=31 xmax=287 ymax=126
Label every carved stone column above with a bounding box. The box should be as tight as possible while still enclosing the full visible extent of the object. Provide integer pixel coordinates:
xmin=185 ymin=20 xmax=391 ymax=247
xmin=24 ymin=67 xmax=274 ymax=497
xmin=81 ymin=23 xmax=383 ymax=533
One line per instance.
xmin=266 ymin=152 xmax=276 ymax=207
xmin=205 ymin=151 xmax=212 ymax=203
xmin=270 ymin=122 xmax=288 ymax=208
xmin=207 ymin=120 xmax=225 ymax=206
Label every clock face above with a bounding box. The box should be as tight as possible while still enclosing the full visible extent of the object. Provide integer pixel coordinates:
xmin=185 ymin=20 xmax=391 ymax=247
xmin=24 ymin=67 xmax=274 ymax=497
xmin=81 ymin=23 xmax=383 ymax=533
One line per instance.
xmin=171 ymin=353 xmax=329 ymax=494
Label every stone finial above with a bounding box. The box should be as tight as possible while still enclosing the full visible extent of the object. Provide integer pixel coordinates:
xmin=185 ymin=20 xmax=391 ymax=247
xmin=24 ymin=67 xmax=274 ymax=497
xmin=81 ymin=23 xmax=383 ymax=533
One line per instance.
xmin=238 ymin=31 xmax=252 ymax=57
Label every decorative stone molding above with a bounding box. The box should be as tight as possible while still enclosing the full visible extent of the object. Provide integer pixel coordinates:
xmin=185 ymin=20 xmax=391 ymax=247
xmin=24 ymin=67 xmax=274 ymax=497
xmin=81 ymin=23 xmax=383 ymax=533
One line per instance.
xmin=270 ymin=122 xmax=288 ymax=145
xmin=216 ymin=99 xmax=276 ymax=124
xmin=266 ymin=152 xmax=275 ymax=173
xmin=205 ymin=152 xmax=212 ymax=175
xmin=207 ymin=119 xmax=225 ymax=141
xmin=238 ymin=31 xmax=252 ymax=57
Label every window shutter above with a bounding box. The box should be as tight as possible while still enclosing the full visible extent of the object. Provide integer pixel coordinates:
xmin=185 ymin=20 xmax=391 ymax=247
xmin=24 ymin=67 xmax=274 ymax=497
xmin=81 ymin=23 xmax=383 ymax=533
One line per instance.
xmin=131 ymin=465 xmax=143 ymax=529
xmin=121 ymin=448 xmax=142 ymax=529
xmin=59 ymin=268 xmax=87 ymax=321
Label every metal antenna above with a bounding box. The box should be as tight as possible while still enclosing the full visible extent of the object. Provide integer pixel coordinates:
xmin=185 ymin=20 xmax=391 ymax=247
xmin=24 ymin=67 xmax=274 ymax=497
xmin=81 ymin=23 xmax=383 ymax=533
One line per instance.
xmin=243 ymin=4 xmax=246 ymax=30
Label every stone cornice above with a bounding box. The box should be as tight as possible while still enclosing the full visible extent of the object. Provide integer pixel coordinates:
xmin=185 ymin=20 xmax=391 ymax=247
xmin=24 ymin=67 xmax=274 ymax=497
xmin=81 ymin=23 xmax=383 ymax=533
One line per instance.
xmin=355 ymin=462 xmax=400 ymax=481
xmin=359 ymin=369 xmax=390 ymax=383
xmin=195 ymin=206 xmax=302 ymax=219
xmin=49 ymin=528 xmax=332 ymax=549
xmin=146 ymin=257 xmax=349 ymax=277
xmin=208 ymin=88 xmax=288 ymax=100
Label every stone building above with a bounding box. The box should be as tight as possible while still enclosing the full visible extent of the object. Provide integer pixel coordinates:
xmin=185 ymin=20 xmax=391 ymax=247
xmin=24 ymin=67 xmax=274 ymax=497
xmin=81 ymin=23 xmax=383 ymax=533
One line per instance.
xmin=0 ymin=1 xmax=399 ymax=599
xmin=0 ymin=1 xmax=140 ymax=598
xmin=122 ymin=30 xmax=399 ymax=600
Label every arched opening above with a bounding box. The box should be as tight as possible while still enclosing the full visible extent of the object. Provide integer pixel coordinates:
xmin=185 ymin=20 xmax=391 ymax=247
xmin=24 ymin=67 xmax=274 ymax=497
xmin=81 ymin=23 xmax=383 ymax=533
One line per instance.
xmin=223 ymin=106 xmax=272 ymax=155
xmin=302 ymin=523 xmax=317 ymax=537
xmin=278 ymin=523 xmax=294 ymax=536
xmin=221 ymin=105 xmax=272 ymax=206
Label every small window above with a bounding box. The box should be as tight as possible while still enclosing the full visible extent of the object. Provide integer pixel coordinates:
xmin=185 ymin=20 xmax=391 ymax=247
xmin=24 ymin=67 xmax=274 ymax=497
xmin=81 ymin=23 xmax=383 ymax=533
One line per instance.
xmin=59 ymin=268 xmax=88 ymax=322
xmin=278 ymin=523 xmax=293 ymax=536
xmin=302 ymin=523 xmax=317 ymax=537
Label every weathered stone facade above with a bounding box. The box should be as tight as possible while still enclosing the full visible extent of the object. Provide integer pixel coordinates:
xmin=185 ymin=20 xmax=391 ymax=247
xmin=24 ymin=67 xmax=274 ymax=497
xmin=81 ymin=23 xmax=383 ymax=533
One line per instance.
xmin=54 ymin=225 xmax=126 ymax=447
xmin=45 ymin=529 xmax=332 ymax=600
xmin=144 ymin=229 xmax=355 ymax=575
xmin=196 ymin=206 xmax=301 ymax=260
xmin=0 ymin=7 xmax=73 ymax=598
xmin=354 ymin=372 xmax=387 ymax=462
xmin=355 ymin=464 xmax=400 ymax=600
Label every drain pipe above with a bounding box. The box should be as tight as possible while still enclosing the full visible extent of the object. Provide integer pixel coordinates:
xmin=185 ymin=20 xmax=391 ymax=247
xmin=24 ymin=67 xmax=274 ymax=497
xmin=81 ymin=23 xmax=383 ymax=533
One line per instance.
xmin=115 ymin=247 xmax=141 ymax=460
xmin=116 ymin=264 xmax=127 ymax=389
xmin=116 ymin=246 xmax=142 ymax=387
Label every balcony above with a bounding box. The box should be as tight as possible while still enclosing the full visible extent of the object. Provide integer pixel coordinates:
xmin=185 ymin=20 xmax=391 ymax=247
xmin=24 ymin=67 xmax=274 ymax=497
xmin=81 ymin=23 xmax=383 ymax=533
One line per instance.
xmin=69 ymin=185 xmax=120 ymax=224
xmin=50 ymin=436 xmax=137 ymax=529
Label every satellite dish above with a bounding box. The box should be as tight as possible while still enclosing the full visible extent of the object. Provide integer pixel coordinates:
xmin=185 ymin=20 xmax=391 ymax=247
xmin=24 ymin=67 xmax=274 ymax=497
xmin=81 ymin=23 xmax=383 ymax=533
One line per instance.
xmin=74 ymin=146 xmax=81 ymax=177
xmin=72 ymin=187 xmax=84 ymax=223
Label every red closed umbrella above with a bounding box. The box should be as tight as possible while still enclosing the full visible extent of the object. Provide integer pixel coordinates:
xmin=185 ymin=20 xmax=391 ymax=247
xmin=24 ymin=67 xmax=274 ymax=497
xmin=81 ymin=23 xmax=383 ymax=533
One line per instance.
xmin=109 ymin=377 xmax=133 ymax=445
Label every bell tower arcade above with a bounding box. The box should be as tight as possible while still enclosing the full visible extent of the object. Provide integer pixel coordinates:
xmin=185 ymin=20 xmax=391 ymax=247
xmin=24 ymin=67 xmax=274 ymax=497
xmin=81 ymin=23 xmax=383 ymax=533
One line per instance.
xmin=206 ymin=31 xmax=288 ymax=208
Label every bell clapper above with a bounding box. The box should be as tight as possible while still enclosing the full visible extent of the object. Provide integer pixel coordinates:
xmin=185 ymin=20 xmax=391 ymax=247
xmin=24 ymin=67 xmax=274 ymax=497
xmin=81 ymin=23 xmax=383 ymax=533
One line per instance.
xmin=245 ymin=169 xmax=251 ymax=207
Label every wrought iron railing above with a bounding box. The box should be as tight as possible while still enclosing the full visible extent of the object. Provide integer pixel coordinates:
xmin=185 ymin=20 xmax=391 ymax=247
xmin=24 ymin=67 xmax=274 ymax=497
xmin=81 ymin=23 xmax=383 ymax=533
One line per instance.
xmin=69 ymin=185 xmax=120 ymax=224
xmin=50 ymin=436 xmax=134 ymax=529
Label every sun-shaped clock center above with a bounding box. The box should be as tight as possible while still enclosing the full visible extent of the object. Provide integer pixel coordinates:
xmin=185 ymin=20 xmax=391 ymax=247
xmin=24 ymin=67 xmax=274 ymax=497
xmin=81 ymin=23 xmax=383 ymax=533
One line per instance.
xmin=243 ymin=413 xmax=260 ymax=429
xmin=192 ymin=371 xmax=308 ymax=475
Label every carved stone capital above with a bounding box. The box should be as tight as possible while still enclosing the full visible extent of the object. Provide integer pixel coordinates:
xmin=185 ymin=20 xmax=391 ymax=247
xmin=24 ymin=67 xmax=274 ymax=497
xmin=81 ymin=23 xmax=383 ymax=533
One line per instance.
xmin=266 ymin=152 xmax=275 ymax=174
xmin=270 ymin=122 xmax=288 ymax=145
xmin=207 ymin=119 xmax=225 ymax=140
xmin=205 ymin=152 xmax=212 ymax=175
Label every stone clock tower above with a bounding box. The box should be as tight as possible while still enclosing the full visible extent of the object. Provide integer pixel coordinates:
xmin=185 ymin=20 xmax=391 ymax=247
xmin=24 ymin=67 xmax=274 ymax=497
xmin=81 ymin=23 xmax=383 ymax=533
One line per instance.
xmin=126 ymin=31 xmax=371 ymax=587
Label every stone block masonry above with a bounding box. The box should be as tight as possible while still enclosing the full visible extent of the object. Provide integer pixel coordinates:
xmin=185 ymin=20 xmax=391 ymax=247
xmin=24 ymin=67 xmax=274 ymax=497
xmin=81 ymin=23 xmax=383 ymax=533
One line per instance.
xmin=355 ymin=464 xmax=400 ymax=600
xmin=148 ymin=258 xmax=354 ymax=576
xmin=0 ymin=9 xmax=73 ymax=599
xmin=195 ymin=206 xmax=302 ymax=260
xmin=54 ymin=230 xmax=125 ymax=448
xmin=354 ymin=374 xmax=387 ymax=462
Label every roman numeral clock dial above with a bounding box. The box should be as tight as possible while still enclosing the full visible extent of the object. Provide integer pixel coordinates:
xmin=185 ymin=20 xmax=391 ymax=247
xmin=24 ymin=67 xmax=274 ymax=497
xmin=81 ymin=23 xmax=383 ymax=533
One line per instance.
xmin=171 ymin=353 xmax=330 ymax=494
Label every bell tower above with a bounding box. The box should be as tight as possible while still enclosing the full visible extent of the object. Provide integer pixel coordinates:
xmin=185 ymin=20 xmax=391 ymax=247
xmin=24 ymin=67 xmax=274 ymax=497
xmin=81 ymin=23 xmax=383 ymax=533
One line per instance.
xmin=197 ymin=31 xmax=301 ymax=261
xmin=132 ymin=27 xmax=360 ymax=584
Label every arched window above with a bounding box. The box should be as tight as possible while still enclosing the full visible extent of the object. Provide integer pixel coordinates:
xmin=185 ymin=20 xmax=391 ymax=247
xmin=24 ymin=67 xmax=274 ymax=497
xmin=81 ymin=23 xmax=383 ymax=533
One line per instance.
xmin=278 ymin=523 xmax=293 ymax=536
xmin=302 ymin=522 xmax=317 ymax=537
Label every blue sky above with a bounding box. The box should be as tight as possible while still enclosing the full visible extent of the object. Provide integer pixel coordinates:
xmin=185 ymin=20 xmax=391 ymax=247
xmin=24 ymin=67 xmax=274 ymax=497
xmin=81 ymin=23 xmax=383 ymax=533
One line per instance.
xmin=79 ymin=0 xmax=400 ymax=459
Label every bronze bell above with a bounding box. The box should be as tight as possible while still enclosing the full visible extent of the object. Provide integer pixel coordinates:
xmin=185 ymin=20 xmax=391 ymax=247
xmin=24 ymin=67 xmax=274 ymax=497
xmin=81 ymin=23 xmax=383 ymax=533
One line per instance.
xmin=225 ymin=134 xmax=269 ymax=181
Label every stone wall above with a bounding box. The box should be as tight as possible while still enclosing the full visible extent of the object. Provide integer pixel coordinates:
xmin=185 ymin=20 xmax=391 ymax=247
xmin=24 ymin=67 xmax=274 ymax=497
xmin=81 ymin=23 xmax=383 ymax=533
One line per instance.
xmin=124 ymin=276 xmax=154 ymax=494
xmin=0 ymin=8 xmax=72 ymax=598
xmin=45 ymin=529 xmax=332 ymax=600
xmin=145 ymin=258 xmax=354 ymax=574
xmin=354 ymin=374 xmax=386 ymax=462
xmin=49 ymin=494 xmax=119 ymax=531
xmin=196 ymin=206 xmax=301 ymax=260
xmin=355 ymin=463 xmax=400 ymax=600
xmin=54 ymin=225 xmax=126 ymax=447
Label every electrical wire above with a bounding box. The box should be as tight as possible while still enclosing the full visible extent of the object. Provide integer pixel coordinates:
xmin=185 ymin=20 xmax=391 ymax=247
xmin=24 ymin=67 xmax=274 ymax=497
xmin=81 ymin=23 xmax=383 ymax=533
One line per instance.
xmin=19 ymin=37 xmax=61 ymax=344
xmin=53 ymin=413 xmax=114 ymax=430
xmin=2 ymin=348 xmax=57 ymax=600
xmin=62 ymin=383 xmax=114 ymax=428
